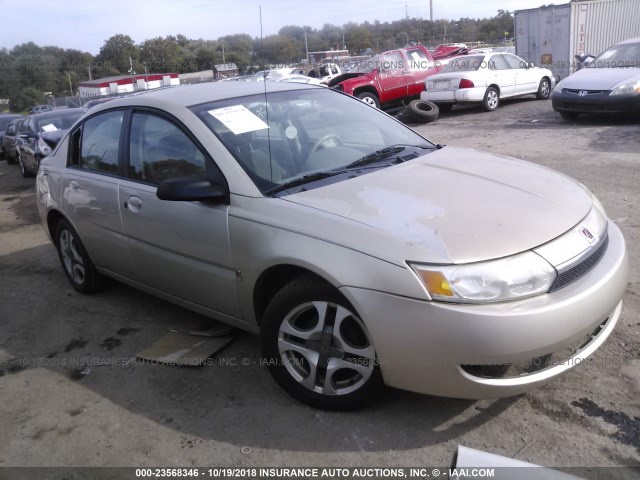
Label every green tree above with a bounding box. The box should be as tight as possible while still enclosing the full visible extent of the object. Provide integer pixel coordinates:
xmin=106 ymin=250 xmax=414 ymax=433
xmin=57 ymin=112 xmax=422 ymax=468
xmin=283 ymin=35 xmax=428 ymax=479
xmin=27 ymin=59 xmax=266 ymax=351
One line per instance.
xmin=95 ymin=34 xmax=139 ymax=75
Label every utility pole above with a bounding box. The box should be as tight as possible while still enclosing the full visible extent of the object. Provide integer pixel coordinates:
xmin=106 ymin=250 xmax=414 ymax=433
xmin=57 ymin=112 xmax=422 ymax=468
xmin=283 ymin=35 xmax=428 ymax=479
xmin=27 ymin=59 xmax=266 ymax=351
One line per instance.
xmin=304 ymin=30 xmax=309 ymax=63
xmin=430 ymin=0 xmax=433 ymax=22
xmin=128 ymin=56 xmax=136 ymax=91
xmin=88 ymin=66 xmax=92 ymax=80
xmin=222 ymin=44 xmax=225 ymax=64
xmin=68 ymin=73 xmax=73 ymax=96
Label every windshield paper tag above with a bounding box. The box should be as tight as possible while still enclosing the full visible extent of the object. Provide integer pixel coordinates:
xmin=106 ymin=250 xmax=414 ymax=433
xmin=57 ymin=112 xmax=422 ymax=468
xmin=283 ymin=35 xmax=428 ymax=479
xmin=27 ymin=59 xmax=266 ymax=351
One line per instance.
xmin=41 ymin=124 xmax=59 ymax=132
xmin=208 ymin=105 xmax=269 ymax=135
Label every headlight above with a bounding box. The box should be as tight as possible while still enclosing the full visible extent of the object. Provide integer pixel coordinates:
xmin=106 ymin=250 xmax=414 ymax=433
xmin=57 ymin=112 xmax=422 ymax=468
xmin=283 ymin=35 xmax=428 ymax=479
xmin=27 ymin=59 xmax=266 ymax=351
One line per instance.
xmin=609 ymin=80 xmax=640 ymax=96
xmin=553 ymin=82 xmax=563 ymax=94
xmin=409 ymin=252 xmax=557 ymax=304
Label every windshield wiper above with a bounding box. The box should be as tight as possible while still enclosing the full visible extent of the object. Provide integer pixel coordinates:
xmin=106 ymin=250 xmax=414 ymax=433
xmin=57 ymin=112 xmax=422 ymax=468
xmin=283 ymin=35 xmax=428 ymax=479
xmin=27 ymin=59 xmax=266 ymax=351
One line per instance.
xmin=265 ymin=171 xmax=342 ymax=195
xmin=345 ymin=144 xmax=434 ymax=169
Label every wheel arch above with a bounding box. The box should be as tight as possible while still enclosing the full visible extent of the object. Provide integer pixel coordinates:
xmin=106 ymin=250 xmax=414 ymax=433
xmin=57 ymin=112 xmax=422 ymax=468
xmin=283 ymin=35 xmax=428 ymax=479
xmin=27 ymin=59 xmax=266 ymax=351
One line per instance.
xmin=353 ymin=86 xmax=379 ymax=100
xmin=488 ymin=84 xmax=500 ymax=95
xmin=253 ymin=264 xmax=341 ymax=325
xmin=46 ymin=209 xmax=67 ymax=245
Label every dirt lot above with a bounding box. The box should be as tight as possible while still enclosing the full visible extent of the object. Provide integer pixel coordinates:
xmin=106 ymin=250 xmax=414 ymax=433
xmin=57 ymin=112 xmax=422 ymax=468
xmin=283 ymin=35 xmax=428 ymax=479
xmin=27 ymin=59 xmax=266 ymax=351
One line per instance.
xmin=0 ymin=97 xmax=638 ymax=477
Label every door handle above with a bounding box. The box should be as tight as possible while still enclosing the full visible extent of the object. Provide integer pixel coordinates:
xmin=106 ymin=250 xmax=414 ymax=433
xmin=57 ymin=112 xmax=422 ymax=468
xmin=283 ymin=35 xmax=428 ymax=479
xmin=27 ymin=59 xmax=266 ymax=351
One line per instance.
xmin=124 ymin=195 xmax=142 ymax=212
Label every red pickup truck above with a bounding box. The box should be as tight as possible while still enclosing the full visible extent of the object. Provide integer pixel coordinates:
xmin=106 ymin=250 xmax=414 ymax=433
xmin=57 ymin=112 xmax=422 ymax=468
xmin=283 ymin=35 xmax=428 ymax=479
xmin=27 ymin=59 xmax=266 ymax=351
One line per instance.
xmin=329 ymin=46 xmax=441 ymax=108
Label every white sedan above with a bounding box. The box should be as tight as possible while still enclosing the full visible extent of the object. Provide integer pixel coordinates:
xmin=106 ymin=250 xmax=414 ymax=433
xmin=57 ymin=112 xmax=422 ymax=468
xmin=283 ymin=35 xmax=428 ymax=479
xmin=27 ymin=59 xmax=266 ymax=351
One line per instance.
xmin=421 ymin=53 xmax=555 ymax=111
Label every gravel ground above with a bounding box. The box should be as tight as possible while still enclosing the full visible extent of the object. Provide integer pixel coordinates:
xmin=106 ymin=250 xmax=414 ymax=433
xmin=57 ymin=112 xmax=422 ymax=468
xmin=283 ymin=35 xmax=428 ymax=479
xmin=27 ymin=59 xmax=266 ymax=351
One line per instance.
xmin=0 ymin=97 xmax=638 ymax=478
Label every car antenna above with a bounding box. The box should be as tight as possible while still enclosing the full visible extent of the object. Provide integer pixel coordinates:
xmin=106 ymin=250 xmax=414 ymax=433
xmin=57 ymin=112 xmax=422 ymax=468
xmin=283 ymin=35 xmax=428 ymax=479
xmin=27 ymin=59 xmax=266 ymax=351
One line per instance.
xmin=259 ymin=5 xmax=274 ymax=183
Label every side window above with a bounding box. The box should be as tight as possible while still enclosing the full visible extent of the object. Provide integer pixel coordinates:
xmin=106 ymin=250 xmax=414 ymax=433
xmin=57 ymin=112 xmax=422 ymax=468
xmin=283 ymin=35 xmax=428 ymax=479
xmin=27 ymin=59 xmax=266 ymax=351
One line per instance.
xmin=489 ymin=55 xmax=510 ymax=70
xmin=80 ymin=110 xmax=123 ymax=173
xmin=128 ymin=113 xmax=205 ymax=184
xmin=6 ymin=124 xmax=14 ymax=135
xmin=502 ymin=55 xmax=524 ymax=70
xmin=20 ymin=118 xmax=34 ymax=134
xmin=382 ymin=52 xmax=406 ymax=72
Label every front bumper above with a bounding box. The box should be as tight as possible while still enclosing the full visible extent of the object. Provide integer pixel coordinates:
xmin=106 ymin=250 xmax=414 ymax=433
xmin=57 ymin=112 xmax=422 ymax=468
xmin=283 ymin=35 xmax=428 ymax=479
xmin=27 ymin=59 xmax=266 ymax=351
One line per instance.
xmin=340 ymin=221 xmax=628 ymax=399
xmin=552 ymin=91 xmax=640 ymax=114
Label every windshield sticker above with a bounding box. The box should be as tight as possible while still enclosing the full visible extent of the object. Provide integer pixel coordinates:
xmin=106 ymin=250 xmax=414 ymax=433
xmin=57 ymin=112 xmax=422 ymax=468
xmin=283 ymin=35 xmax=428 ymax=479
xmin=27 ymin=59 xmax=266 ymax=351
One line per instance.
xmin=208 ymin=105 xmax=269 ymax=135
xmin=41 ymin=123 xmax=59 ymax=132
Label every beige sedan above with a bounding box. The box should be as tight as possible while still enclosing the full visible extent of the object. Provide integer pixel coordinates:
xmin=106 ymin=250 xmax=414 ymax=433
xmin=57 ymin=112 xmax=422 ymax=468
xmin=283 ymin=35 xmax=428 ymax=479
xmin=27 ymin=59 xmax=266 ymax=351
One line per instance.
xmin=36 ymin=82 xmax=627 ymax=410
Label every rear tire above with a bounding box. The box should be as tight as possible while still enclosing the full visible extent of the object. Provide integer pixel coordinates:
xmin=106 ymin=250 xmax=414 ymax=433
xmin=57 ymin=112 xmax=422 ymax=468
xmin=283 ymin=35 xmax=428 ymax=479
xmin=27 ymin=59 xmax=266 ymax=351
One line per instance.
xmin=55 ymin=219 xmax=106 ymax=294
xmin=482 ymin=87 xmax=500 ymax=111
xmin=261 ymin=275 xmax=384 ymax=410
xmin=407 ymin=100 xmax=439 ymax=123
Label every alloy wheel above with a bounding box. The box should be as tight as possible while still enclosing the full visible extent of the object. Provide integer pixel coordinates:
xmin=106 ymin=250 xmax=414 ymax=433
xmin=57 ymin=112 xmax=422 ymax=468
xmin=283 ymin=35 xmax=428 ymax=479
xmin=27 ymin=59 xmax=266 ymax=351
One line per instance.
xmin=277 ymin=301 xmax=375 ymax=396
xmin=59 ymin=229 xmax=86 ymax=286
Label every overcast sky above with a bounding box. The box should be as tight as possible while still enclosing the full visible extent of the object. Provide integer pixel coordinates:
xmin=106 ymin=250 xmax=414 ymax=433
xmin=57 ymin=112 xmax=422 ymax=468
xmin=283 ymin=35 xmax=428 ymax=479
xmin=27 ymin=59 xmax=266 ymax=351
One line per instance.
xmin=1 ymin=0 xmax=548 ymax=54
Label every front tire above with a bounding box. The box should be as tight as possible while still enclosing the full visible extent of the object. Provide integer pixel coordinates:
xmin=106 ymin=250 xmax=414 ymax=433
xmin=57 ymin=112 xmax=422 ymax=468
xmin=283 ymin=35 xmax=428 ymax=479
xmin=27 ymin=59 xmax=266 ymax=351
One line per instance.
xmin=17 ymin=151 xmax=33 ymax=177
xmin=536 ymin=78 xmax=551 ymax=99
xmin=261 ymin=275 xmax=383 ymax=410
xmin=55 ymin=219 xmax=105 ymax=294
xmin=356 ymin=92 xmax=380 ymax=109
xmin=482 ymin=87 xmax=500 ymax=111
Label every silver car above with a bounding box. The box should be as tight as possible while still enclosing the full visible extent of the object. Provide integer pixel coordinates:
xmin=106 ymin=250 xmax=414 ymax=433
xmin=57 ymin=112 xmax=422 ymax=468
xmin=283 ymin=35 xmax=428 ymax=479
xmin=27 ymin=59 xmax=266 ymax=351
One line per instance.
xmin=552 ymin=37 xmax=640 ymax=119
xmin=36 ymin=82 xmax=628 ymax=410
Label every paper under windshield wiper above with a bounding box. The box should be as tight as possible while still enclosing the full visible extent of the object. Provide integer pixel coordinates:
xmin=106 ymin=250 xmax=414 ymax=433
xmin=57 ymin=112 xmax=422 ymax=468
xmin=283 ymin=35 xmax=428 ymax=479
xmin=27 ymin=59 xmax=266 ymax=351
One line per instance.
xmin=265 ymin=171 xmax=342 ymax=195
xmin=345 ymin=145 xmax=433 ymax=169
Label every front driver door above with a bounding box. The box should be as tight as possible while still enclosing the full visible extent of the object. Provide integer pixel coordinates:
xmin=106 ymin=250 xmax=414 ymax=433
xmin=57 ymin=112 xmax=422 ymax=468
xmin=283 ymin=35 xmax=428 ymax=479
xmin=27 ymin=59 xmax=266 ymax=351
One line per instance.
xmin=377 ymin=51 xmax=409 ymax=103
xmin=118 ymin=110 xmax=239 ymax=318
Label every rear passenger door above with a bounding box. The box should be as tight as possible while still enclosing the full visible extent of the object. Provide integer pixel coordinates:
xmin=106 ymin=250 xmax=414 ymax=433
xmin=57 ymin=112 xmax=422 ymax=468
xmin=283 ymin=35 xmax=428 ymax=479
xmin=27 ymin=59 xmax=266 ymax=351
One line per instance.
xmin=63 ymin=109 xmax=134 ymax=278
xmin=118 ymin=110 xmax=239 ymax=318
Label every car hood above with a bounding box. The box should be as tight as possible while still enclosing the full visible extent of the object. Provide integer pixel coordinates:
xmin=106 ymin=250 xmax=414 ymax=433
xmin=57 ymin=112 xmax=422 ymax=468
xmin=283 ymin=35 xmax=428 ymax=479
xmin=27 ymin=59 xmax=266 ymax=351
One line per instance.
xmin=558 ymin=67 xmax=639 ymax=90
xmin=284 ymin=147 xmax=592 ymax=264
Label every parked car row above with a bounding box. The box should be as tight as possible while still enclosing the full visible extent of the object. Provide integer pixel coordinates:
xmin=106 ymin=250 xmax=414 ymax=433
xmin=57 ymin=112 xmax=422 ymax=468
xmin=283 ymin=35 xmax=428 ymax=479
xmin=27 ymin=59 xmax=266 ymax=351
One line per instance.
xmin=1 ymin=108 xmax=85 ymax=176
xmin=413 ymin=36 xmax=640 ymax=119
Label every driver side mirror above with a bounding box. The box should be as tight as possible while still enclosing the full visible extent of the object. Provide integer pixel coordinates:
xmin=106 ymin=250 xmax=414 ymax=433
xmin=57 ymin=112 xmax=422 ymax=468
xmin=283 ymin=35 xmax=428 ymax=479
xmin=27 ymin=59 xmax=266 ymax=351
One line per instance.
xmin=156 ymin=176 xmax=229 ymax=204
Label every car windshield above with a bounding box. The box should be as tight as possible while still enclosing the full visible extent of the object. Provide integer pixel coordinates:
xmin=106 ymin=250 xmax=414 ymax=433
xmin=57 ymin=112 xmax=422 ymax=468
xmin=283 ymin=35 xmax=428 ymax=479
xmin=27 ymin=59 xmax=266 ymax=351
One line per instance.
xmin=441 ymin=55 xmax=487 ymax=72
xmin=192 ymin=88 xmax=435 ymax=195
xmin=35 ymin=110 xmax=84 ymax=133
xmin=0 ymin=116 xmax=21 ymax=130
xmin=588 ymin=42 xmax=640 ymax=68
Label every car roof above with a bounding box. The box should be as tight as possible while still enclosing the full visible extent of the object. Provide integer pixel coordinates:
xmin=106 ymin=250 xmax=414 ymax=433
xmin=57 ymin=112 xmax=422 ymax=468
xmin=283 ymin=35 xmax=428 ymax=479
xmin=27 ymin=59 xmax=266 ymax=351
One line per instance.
xmin=618 ymin=37 xmax=640 ymax=45
xmin=28 ymin=108 xmax=86 ymax=119
xmin=92 ymin=81 xmax=319 ymax=112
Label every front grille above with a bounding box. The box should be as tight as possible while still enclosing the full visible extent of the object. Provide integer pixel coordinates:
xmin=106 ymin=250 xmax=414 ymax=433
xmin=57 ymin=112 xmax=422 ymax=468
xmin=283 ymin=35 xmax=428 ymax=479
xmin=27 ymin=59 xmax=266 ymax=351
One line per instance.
xmin=564 ymin=89 xmax=608 ymax=95
xmin=548 ymin=234 xmax=609 ymax=293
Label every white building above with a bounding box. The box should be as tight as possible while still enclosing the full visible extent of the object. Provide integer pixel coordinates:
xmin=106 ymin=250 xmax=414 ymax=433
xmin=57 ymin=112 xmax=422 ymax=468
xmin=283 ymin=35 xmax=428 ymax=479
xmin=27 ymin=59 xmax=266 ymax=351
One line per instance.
xmin=78 ymin=73 xmax=180 ymax=97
